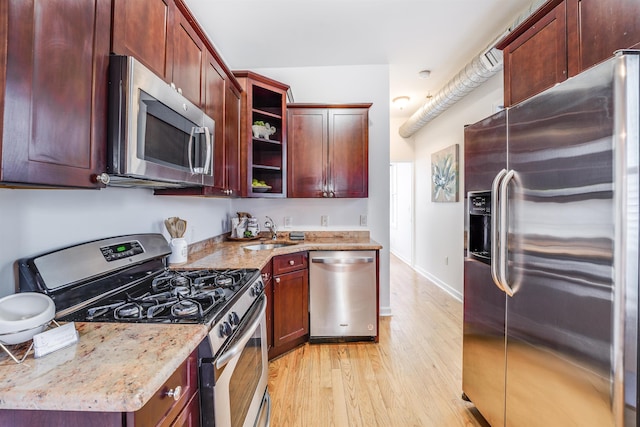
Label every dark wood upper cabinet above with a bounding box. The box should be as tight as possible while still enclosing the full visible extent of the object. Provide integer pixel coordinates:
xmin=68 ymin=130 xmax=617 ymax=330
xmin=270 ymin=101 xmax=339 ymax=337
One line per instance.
xmin=171 ymin=10 xmax=205 ymax=106
xmin=567 ymin=0 xmax=640 ymax=76
xmin=223 ymin=82 xmax=242 ymax=196
xmin=111 ymin=0 xmax=173 ymax=82
xmin=500 ymin=0 xmax=567 ymax=107
xmin=112 ymin=0 xmax=204 ymax=107
xmin=498 ymin=0 xmax=640 ymax=106
xmin=287 ymin=104 xmax=371 ymax=198
xmin=1 ymin=0 xmax=110 ymax=188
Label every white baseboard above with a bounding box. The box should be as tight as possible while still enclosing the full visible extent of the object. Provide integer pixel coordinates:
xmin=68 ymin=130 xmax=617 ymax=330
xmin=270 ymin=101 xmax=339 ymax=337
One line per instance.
xmin=413 ymin=266 xmax=463 ymax=302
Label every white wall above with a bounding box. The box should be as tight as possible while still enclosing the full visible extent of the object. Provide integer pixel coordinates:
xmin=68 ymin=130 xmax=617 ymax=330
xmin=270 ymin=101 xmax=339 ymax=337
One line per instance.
xmin=0 ymin=187 xmax=232 ymax=296
xmin=390 ymin=117 xmax=414 ymax=162
xmin=398 ymin=72 xmax=504 ymax=300
xmin=245 ymin=64 xmax=392 ymax=315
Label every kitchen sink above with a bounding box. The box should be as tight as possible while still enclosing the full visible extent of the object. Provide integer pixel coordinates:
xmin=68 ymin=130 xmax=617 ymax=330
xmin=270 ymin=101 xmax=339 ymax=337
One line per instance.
xmin=243 ymin=242 xmax=298 ymax=251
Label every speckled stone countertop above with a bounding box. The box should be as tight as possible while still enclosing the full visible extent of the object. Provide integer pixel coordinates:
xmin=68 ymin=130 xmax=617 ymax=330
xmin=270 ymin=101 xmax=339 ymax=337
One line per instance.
xmin=0 ymin=322 xmax=207 ymax=412
xmin=178 ymin=230 xmax=383 ymax=271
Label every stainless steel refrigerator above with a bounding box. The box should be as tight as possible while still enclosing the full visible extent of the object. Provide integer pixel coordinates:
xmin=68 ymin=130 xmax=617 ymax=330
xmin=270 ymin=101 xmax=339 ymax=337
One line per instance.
xmin=462 ymin=50 xmax=639 ymax=427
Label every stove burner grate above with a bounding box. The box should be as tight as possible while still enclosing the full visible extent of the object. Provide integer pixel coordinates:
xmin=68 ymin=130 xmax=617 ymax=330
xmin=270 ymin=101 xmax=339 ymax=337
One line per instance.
xmin=79 ymin=268 xmax=256 ymax=323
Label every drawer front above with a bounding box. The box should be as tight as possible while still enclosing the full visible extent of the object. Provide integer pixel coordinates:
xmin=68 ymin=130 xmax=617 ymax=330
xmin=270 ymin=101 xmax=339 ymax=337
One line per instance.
xmin=132 ymin=349 xmax=198 ymax=427
xmin=273 ymin=251 xmax=308 ymax=275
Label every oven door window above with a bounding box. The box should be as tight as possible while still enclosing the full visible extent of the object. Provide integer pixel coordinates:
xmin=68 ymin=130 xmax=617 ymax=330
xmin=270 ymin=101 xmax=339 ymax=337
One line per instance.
xmin=229 ymin=332 xmax=264 ymax=427
xmin=210 ymin=297 xmax=268 ymax=427
xmin=138 ymin=92 xmax=208 ymax=173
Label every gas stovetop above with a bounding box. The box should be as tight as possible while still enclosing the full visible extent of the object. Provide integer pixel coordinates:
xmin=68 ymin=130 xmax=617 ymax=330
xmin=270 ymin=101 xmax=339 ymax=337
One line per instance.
xmin=17 ymin=234 xmax=263 ymax=328
xmin=60 ymin=268 xmax=259 ymax=325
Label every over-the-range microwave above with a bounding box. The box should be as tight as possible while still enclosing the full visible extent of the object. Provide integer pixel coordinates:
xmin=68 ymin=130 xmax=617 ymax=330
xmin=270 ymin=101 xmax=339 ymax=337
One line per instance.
xmin=101 ymin=55 xmax=215 ymax=188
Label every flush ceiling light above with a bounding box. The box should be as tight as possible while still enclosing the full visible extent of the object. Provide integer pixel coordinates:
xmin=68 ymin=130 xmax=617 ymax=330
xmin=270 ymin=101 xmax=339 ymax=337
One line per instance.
xmin=418 ymin=69 xmax=431 ymax=79
xmin=393 ymin=96 xmax=410 ymax=109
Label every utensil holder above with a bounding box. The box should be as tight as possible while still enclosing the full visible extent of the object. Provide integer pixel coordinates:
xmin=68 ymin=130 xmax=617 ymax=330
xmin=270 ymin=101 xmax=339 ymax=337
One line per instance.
xmin=169 ymin=238 xmax=188 ymax=264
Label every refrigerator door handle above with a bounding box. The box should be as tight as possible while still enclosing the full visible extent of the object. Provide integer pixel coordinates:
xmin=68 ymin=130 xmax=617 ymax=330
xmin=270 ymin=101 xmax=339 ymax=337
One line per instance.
xmin=491 ymin=169 xmax=507 ymax=293
xmin=499 ymin=169 xmax=516 ymax=296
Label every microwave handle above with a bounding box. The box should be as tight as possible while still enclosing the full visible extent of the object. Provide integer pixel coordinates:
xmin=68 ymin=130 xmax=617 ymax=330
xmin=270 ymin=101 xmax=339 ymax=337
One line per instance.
xmin=188 ymin=127 xmax=196 ymax=174
xmin=202 ymin=126 xmax=212 ymax=175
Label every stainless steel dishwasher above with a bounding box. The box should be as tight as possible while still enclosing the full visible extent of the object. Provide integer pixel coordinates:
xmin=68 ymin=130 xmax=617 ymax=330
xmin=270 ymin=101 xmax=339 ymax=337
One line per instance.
xmin=309 ymin=250 xmax=378 ymax=341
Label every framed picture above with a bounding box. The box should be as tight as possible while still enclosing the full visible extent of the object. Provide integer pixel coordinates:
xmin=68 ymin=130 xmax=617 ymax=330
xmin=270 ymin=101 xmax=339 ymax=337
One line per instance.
xmin=431 ymin=144 xmax=459 ymax=202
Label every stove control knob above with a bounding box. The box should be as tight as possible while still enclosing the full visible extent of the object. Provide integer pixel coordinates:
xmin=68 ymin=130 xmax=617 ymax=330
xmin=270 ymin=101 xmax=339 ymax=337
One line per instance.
xmin=220 ymin=321 xmax=232 ymax=337
xmin=229 ymin=312 xmax=240 ymax=326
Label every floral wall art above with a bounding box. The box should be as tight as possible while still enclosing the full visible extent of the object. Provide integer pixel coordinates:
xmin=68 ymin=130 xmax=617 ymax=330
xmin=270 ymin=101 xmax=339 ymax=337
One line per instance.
xmin=431 ymin=144 xmax=459 ymax=202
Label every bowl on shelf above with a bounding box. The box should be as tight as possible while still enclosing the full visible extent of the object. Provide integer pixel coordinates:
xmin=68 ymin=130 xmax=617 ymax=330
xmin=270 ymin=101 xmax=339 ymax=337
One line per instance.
xmin=252 ymin=185 xmax=272 ymax=193
xmin=0 ymin=293 xmax=55 ymax=345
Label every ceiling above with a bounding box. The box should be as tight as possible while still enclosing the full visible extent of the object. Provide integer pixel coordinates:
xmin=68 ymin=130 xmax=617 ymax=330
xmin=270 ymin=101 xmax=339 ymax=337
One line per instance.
xmin=182 ymin=0 xmax=533 ymax=119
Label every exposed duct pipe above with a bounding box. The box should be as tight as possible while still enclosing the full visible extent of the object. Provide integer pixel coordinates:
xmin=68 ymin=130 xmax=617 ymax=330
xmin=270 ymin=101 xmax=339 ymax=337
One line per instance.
xmin=398 ymin=0 xmax=546 ymax=138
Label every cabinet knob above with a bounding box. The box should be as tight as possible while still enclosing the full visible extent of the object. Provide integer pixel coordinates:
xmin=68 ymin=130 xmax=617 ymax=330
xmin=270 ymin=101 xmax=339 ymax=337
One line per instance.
xmin=329 ymin=192 xmax=335 ymax=198
xmin=322 ymin=192 xmax=328 ymax=197
xmin=275 ymin=277 xmax=281 ymax=283
xmin=166 ymin=385 xmax=182 ymax=401
xmin=288 ymin=260 xmax=295 ymax=266
xmin=92 ymin=173 xmax=110 ymax=185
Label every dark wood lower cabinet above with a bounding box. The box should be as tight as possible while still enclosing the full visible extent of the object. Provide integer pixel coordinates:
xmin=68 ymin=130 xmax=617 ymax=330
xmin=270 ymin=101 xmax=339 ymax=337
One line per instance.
xmin=0 ymin=349 xmax=199 ymax=427
xmin=269 ymin=252 xmax=309 ymax=359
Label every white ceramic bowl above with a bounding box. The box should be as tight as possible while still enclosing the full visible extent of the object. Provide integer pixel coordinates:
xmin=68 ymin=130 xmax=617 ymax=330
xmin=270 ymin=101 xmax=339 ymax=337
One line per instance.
xmin=0 ymin=293 xmax=55 ymax=345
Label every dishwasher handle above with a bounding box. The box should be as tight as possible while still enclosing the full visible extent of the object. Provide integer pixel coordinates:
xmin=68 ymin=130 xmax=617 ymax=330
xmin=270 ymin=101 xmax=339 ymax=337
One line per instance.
xmin=311 ymin=257 xmax=374 ymax=265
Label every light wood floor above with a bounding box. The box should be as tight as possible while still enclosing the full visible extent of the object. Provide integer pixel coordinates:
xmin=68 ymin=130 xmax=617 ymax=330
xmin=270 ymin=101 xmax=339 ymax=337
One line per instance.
xmin=267 ymin=254 xmax=490 ymax=427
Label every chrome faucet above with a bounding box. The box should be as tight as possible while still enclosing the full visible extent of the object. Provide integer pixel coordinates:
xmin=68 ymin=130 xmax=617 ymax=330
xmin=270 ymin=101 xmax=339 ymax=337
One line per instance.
xmin=264 ymin=216 xmax=277 ymax=240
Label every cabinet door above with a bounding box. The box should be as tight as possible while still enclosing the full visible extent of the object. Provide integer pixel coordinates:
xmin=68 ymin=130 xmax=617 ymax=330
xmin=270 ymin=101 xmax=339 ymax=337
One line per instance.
xmin=224 ymin=83 xmax=241 ymax=196
xmin=502 ymin=1 xmax=567 ymax=106
xmin=567 ymin=0 xmax=640 ymax=76
xmin=329 ymin=108 xmax=369 ymax=198
xmin=111 ymin=0 xmax=173 ymax=81
xmin=204 ymin=53 xmax=226 ymax=192
xmin=171 ymin=9 xmax=204 ymax=106
xmin=273 ymin=269 xmax=309 ymax=348
xmin=171 ymin=391 xmax=200 ymax=427
xmin=2 ymin=0 xmax=110 ymax=188
xmin=287 ymin=108 xmax=327 ymax=198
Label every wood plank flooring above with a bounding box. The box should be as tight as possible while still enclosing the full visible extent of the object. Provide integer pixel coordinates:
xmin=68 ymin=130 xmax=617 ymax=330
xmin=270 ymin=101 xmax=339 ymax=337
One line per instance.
xmin=267 ymin=254 xmax=490 ymax=427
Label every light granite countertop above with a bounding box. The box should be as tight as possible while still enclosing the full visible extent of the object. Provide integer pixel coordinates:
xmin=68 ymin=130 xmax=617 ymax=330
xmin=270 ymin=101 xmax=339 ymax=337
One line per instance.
xmin=0 ymin=231 xmax=381 ymax=413
xmin=178 ymin=230 xmax=383 ymax=271
xmin=0 ymin=322 xmax=207 ymax=412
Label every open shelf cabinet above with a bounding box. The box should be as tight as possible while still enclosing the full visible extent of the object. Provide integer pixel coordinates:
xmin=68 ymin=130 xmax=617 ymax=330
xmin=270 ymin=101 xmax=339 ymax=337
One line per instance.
xmin=234 ymin=71 xmax=289 ymax=198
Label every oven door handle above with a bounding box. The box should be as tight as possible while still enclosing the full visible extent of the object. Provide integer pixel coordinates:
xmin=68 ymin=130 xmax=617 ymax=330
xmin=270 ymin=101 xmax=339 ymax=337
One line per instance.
xmin=215 ymin=295 xmax=266 ymax=370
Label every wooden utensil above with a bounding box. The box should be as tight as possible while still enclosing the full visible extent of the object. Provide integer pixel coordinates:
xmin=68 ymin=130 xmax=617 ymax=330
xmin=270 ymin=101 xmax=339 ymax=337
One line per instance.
xmin=175 ymin=219 xmax=187 ymax=238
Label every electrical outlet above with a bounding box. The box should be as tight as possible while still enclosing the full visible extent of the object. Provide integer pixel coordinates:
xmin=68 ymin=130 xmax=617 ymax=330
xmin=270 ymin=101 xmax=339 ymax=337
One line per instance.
xmin=360 ymin=215 xmax=368 ymax=227
xmin=321 ymin=215 xmax=328 ymax=227
xmin=283 ymin=216 xmax=292 ymax=227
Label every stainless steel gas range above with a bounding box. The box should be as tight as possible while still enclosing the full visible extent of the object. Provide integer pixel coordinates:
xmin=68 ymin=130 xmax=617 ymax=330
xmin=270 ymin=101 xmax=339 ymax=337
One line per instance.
xmin=18 ymin=233 xmax=270 ymax=427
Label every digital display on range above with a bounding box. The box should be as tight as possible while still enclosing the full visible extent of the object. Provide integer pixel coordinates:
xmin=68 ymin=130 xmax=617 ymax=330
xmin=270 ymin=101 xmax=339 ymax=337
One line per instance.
xmin=100 ymin=241 xmax=144 ymax=262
